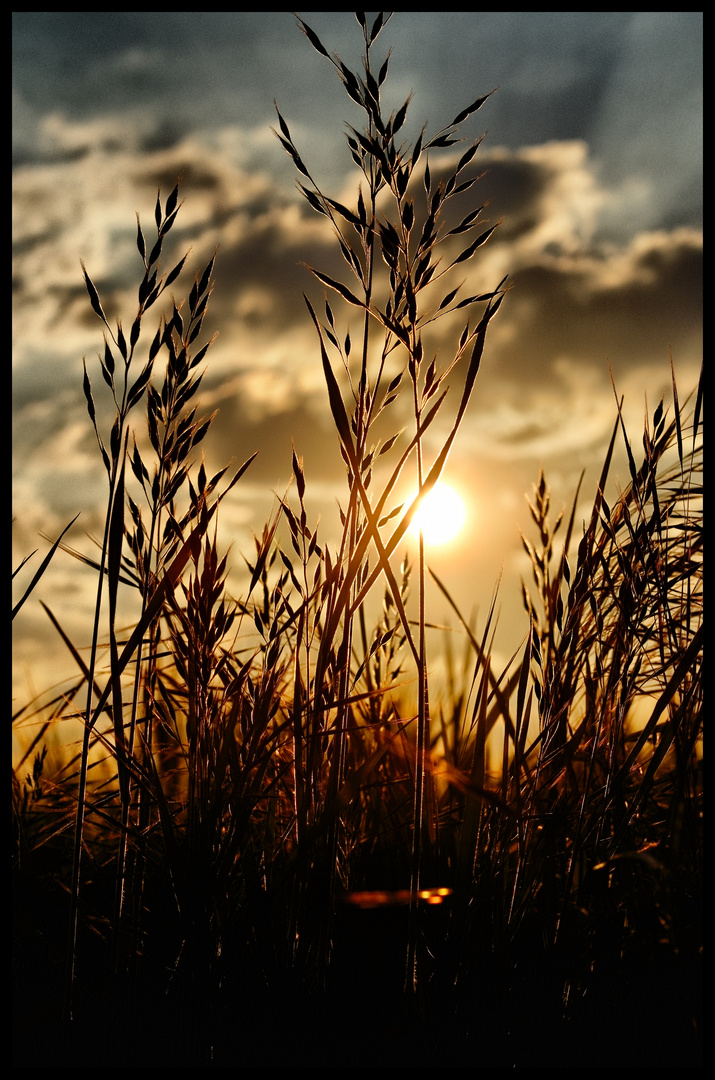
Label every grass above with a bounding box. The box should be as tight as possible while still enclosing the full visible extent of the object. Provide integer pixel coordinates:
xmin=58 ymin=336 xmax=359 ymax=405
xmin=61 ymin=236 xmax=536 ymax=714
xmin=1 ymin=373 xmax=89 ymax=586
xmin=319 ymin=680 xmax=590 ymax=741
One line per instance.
xmin=12 ymin=12 xmax=702 ymax=1069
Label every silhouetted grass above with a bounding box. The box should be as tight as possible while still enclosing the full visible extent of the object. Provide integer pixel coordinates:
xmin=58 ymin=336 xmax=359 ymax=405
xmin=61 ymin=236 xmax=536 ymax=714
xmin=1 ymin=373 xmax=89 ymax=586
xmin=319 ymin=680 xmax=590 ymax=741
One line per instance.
xmin=12 ymin=12 xmax=702 ymax=1069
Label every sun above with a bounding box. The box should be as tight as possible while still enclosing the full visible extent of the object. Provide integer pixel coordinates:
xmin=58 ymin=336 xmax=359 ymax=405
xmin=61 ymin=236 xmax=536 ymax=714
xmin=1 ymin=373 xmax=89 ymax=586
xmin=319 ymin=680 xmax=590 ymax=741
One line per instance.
xmin=409 ymin=482 xmax=468 ymax=546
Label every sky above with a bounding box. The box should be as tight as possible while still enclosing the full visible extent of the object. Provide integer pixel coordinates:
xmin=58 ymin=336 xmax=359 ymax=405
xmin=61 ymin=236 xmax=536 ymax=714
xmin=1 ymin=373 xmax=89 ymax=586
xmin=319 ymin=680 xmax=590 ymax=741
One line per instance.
xmin=12 ymin=11 xmax=703 ymax=709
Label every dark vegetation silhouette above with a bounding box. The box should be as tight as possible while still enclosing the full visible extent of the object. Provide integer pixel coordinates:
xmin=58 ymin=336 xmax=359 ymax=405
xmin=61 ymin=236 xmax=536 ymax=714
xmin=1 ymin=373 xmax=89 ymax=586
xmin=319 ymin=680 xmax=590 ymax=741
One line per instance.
xmin=13 ymin=12 xmax=702 ymax=1068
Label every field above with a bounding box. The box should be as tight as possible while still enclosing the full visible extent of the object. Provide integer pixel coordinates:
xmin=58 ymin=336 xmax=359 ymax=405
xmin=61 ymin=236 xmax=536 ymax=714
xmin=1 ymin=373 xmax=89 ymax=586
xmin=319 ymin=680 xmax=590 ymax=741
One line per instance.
xmin=12 ymin=13 xmax=702 ymax=1069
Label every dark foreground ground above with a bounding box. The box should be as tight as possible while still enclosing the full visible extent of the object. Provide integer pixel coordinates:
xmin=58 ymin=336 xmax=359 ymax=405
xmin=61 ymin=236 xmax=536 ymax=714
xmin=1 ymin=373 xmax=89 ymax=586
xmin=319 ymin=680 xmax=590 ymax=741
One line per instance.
xmin=13 ymin=866 xmax=702 ymax=1069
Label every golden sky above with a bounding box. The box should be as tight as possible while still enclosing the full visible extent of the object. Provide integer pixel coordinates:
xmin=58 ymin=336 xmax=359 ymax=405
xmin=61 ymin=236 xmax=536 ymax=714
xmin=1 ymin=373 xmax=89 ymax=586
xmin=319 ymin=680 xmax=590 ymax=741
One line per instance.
xmin=12 ymin=12 xmax=702 ymax=704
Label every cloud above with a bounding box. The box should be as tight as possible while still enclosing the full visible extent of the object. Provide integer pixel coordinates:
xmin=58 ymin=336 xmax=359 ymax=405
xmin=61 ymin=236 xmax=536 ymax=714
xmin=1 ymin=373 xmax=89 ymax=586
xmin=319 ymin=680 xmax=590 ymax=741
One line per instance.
xmin=588 ymin=12 xmax=703 ymax=234
xmin=12 ymin=119 xmax=701 ymax=699
xmin=13 ymin=129 xmax=701 ymax=508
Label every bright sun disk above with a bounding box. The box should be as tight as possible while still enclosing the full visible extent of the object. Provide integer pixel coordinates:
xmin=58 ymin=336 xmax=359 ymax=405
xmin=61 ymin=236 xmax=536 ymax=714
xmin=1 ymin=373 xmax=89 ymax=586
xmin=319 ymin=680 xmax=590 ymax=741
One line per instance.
xmin=409 ymin=482 xmax=467 ymax=546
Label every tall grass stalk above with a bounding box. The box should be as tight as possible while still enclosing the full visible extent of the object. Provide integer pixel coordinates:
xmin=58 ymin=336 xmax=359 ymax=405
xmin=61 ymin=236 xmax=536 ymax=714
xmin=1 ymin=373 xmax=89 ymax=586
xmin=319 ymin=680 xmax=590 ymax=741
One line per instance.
xmin=275 ymin=12 xmax=507 ymax=996
xmin=12 ymin=12 xmax=701 ymax=1069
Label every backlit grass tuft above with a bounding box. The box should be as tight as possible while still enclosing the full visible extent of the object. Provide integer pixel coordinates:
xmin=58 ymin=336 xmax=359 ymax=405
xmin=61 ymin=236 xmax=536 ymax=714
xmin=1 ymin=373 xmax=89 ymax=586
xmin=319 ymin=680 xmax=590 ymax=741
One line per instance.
xmin=12 ymin=12 xmax=702 ymax=1069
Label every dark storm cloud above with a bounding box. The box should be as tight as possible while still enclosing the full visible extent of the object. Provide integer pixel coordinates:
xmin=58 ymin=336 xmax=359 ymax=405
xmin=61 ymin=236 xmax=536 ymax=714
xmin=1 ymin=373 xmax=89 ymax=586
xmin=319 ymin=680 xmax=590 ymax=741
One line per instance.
xmin=484 ymin=231 xmax=702 ymax=387
xmin=13 ymin=10 xmax=702 ymax=234
xmin=207 ymin=388 xmax=343 ymax=492
xmin=12 ymin=12 xmax=354 ymax=171
xmin=12 ymin=12 xmax=263 ymax=117
xmin=412 ymin=147 xmax=558 ymax=247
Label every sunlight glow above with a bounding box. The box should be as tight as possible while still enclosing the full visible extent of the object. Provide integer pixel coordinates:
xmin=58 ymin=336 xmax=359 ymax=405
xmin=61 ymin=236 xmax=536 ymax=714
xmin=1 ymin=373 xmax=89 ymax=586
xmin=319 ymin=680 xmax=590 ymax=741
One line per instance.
xmin=342 ymin=887 xmax=453 ymax=909
xmin=409 ymin=482 xmax=467 ymax=546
